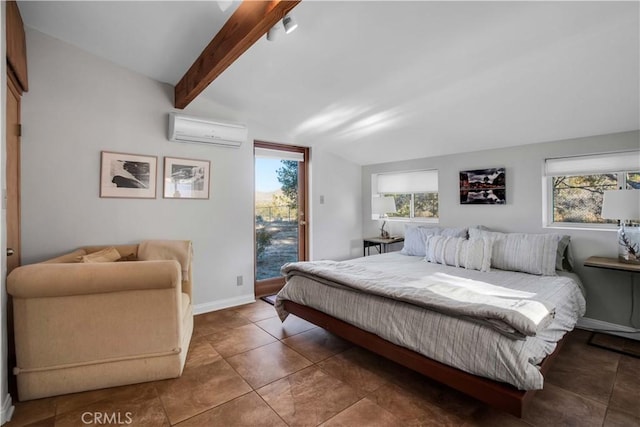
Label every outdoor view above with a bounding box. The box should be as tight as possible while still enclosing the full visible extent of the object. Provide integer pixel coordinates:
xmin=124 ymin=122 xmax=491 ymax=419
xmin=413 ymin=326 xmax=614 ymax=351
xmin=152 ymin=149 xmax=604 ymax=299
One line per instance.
xmin=255 ymin=158 xmax=299 ymax=280
xmin=553 ymin=172 xmax=640 ymax=223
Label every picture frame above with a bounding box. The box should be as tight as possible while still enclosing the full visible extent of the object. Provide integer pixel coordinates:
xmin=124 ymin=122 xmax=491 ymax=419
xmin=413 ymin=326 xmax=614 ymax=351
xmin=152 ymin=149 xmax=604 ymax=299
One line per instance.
xmin=100 ymin=151 xmax=157 ymax=198
xmin=163 ymin=157 xmax=211 ymax=199
xmin=459 ymin=167 xmax=506 ymax=205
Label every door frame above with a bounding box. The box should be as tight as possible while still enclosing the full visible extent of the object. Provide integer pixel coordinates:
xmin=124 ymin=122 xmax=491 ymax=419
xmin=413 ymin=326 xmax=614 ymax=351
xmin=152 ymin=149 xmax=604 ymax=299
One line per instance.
xmin=254 ymin=141 xmax=309 ymax=298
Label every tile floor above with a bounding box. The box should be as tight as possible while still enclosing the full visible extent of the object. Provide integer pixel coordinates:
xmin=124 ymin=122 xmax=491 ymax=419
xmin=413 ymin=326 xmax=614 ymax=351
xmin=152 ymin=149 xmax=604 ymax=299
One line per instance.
xmin=6 ymin=300 xmax=640 ymax=426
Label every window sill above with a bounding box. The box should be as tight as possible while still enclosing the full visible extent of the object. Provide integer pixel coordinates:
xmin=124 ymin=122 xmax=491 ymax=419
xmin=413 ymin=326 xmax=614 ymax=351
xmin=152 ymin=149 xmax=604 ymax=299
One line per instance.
xmin=543 ymin=223 xmax=617 ymax=232
xmin=386 ymin=217 xmax=439 ymax=224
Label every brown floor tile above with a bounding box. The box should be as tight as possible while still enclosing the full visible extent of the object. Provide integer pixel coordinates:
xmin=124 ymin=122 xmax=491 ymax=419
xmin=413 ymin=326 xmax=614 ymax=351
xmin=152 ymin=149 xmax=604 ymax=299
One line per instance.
xmin=367 ymin=382 xmax=470 ymax=426
xmin=523 ymin=382 xmax=607 ymax=427
xmin=20 ymin=418 xmax=54 ymax=427
xmin=255 ymin=314 xmax=317 ymax=339
xmin=54 ymin=383 xmax=168 ymax=427
xmin=590 ymin=333 xmax=640 ymax=357
xmin=464 ymin=406 xmax=533 ymax=427
xmin=258 ymin=366 xmax=360 ymax=426
xmin=609 ymin=355 xmax=640 ymax=418
xmin=318 ymin=347 xmax=390 ymax=397
xmin=184 ymin=335 xmax=223 ymax=370
xmin=282 ymin=327 xmax=351 ymax=363
xmin=380 ymin=360 xmax=482 ymax=419
xmin=233 ymin=301 xmax=279 ymax=322
xmin=319 ymin=397 xmax=403 ymax=427
xmin=54 ymin=383 xmax=155 ymax=416
xmin=175 ymin=392 xmax=286 ymax=427
xmin=205 ymin=323 xmax=277 ymax=357
xmin=546 ymin=334 xmax=619 ymax=404
xmin=193 ymin=310 xmax=252 ymax=337
xmin=226 ymin=341 xmax=313 ymax=389
xmin=5 ymin=398 xmax=56 ymax=427
xmin=604 ymin=407 xmax=640 ymax=427
xmin=155 ymin=359 xmax=252 ymax=424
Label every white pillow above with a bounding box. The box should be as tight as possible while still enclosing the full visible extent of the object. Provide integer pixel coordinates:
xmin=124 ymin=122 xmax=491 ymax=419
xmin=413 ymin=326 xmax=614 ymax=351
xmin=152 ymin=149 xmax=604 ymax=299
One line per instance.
xmin=468 ymin=229 xmax=559 ymax=276
xmin=400 ymin=225 xmax=440 ymax=256
xmin=425 ymin=236 xmax=492 ymax=272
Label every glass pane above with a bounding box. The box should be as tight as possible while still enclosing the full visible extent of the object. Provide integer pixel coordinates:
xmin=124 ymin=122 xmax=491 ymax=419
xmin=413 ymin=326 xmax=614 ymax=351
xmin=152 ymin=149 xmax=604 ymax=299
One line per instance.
xmin=414 ymin=193 xmax=439 ymax=218
xmin=384 ymin=193 xmax=410 ymax=218
xmin=626 ymin=172 xmax=640 ymax=189
xmin=552 ymin=174 xmax=617 ymax=223
xmin=255 ymin=159 xmax=299 ymax=280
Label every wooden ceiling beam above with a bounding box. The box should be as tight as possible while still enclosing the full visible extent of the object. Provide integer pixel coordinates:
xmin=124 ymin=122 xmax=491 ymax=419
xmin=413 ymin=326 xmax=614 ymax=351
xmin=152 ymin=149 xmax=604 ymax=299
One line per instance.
xmin=174 ymin=0 xmax=300 ymax=109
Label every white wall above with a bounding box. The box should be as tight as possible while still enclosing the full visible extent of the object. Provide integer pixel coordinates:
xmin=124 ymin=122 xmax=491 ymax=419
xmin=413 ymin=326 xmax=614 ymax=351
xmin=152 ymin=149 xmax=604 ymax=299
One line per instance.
xmin=20 ymin=28 xmax=361 ymax=313
xmin=310 ymin=149 xmax=362 ymax=261
xmin=363 ymin=131 xmax=640 ymax=333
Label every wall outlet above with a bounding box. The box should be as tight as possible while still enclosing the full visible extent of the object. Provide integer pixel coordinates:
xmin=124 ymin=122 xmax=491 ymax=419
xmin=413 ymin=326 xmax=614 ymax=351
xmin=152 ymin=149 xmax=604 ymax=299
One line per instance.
xmin=236 ymin=275 xmax=243 ymax=286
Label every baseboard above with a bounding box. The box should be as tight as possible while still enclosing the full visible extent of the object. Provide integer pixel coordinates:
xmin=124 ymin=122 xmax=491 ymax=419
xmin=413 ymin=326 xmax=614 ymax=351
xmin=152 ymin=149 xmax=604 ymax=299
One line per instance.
xmin=0 ymin=393 xmax=14 ymax=425
xmin=577 ymin=317 xmax=640 ymax=341
xmin=193 ymin=294 xmax=256 ymax=315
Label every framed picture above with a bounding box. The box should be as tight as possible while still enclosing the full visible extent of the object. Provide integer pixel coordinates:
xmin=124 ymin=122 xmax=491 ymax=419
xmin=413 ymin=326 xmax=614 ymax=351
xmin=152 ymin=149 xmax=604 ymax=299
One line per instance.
xmin=459 ymin=168 xmax=506 ymax=205
xmin=163 ymin=157 xmax=211 ymax=199
xmin=100 ymin=151 xmax=157 ymax=198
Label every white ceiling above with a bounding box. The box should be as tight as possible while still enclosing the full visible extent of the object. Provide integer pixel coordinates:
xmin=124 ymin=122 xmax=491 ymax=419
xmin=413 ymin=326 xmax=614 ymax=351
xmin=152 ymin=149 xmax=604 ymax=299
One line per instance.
xmin=18 ymin=1 xmax=640 ymax=165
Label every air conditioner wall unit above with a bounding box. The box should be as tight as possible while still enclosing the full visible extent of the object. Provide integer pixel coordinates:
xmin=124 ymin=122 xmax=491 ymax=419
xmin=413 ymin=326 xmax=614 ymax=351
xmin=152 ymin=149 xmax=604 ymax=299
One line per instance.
xmin=168 ymin=113 xmax=248 ymax=148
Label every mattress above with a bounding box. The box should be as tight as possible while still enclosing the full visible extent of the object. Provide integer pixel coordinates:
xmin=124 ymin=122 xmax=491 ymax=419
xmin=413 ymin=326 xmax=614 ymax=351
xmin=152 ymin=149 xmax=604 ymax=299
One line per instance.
xmin=276 ymin=252 xmax=586 ymax=390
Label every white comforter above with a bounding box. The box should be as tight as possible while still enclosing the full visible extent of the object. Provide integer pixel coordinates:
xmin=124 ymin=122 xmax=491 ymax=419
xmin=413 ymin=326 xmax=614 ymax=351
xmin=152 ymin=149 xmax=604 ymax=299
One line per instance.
xmin=276 ymin=252 xmax=586 ymax=390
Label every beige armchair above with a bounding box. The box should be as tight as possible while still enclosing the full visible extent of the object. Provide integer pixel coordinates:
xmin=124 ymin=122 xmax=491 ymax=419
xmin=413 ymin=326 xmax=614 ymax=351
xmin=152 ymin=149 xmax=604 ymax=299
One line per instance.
xmin=7 ymin=241 xmax=194 ymax=401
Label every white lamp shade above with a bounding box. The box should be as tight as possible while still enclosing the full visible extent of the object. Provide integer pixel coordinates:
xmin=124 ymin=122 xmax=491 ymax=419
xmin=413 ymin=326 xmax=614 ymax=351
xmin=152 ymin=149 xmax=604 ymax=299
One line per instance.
xmin=601 ymin=189 xmax=640 ymax=221
xmin=372 ymin=196 xmax=397 ymax=215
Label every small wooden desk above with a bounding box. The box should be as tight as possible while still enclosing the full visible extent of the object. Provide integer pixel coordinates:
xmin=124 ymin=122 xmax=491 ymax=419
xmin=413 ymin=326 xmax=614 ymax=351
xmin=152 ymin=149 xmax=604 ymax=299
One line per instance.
xmin=363 ymin=236 xmax=404 ymax=256
xmin=584 ymin=256 xmax=640 ymax=273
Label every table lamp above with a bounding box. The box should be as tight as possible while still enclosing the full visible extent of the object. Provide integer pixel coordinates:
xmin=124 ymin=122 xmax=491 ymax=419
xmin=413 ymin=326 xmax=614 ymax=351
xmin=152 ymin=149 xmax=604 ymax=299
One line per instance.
xmin=601 ymin=189 xmax=640 ymax=264
xmin=372 ymin=196 xmax=397 ymax=238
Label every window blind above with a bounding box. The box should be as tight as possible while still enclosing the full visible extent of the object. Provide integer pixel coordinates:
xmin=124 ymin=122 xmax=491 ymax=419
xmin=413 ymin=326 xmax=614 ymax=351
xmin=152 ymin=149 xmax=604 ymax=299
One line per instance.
xmin=545 ymin=151 xmax=640 ymax=176
xmin=376 ymin=170 xmax=438 ymax=193
xmin=255 ymin=147 xmax=304 ymax=162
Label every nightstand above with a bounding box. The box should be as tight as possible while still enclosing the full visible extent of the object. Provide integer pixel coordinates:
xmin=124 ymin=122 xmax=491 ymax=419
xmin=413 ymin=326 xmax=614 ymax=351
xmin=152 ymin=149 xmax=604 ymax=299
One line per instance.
xmin=363 ymin=236 xmax=404 ymax=256
xmin=583 ymin=256 xmax=640 ymax=357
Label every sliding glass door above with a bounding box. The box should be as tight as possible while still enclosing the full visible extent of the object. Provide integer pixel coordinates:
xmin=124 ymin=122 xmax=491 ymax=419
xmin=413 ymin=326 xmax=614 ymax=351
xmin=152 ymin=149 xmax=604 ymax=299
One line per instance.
xmin=254 ymin=141 xmax=308 ymax=297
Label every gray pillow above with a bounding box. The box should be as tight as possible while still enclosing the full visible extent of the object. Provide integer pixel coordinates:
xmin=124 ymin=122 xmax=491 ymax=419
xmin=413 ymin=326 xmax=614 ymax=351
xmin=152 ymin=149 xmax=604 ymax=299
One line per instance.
xmin=468 ymin=229 xmax=559 ymax=276
xmin=400 ymin=225 xmax=440 ymax=256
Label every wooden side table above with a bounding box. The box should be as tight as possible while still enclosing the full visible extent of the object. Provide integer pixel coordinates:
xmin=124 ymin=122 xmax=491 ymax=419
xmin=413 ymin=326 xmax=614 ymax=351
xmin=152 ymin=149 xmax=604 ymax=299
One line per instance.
xmin=584 ymin=256 xmax=640 ymax=273
xmin=363 ymin=236 xmax=404 ymax=256
xmin=583 ymin=256 xmax=640 ymax=357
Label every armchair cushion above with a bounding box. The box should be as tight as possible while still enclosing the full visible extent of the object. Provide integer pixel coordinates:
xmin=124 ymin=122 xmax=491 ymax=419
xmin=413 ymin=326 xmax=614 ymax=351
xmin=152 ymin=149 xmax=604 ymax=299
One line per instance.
xmin=80 ymin=246 xmax=121 ymax=263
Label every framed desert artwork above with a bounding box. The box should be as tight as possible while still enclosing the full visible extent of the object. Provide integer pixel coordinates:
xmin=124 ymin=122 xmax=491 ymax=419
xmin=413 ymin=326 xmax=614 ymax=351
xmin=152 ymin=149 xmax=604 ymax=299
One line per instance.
xmin=163 ymin=157 xmax=211 ymax=199
xmin=459 ymin=168 xmax=506 ymax=205
xmin=100 ymin=151 xmax=157 ymax=198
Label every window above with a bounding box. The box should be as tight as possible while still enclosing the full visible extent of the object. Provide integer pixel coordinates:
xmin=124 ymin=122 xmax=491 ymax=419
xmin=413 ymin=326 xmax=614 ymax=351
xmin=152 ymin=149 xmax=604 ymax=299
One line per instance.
xmin=544 ymin=151 xmax=640 ymax=226
xmin=372 ymin=170 xmax=439 ymax=220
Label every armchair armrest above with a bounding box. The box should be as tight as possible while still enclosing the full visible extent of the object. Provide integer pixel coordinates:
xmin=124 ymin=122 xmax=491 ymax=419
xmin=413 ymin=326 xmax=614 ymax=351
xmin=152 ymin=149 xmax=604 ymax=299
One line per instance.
xmin=7 ymin=260 xmax=181 ymax=299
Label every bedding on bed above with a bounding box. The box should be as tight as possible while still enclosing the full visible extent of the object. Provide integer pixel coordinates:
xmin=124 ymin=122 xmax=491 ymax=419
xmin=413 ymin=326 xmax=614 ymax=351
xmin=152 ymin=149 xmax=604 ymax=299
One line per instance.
xmin=275 ymin=252 xmax=586 ymax=390
xmin=281 ymin=260 xmax=554 ymax=339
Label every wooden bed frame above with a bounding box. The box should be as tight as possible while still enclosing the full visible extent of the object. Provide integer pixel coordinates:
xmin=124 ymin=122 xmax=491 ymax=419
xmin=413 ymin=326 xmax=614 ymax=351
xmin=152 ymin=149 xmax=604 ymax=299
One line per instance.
xmin=283 ymin=300 xmax=567 ymax=418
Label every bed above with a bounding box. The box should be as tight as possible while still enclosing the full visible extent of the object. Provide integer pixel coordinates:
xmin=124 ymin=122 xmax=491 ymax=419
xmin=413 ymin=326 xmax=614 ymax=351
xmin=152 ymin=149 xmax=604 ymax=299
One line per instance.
xmin=275 ymin=228 xmax=586 ymax=417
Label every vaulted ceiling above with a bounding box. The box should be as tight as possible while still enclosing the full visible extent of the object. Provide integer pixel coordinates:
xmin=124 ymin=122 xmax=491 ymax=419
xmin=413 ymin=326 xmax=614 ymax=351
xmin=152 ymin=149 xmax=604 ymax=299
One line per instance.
xmin=18 ymin=1 xmax=640 ymax=165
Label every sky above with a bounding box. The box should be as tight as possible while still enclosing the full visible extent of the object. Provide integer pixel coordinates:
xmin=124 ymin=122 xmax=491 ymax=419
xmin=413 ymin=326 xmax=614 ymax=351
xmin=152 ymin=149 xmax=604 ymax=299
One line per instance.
xmin=255 ymin=158 xmax=283 ymax=192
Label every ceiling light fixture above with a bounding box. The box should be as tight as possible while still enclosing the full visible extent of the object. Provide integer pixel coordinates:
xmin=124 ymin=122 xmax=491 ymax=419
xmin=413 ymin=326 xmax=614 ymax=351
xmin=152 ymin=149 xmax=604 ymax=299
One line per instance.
xmin=282 ymin=13 xmax=298 ymax=34
xmin=266 ymin=13 xmax=298 ymax=42
xmin=266 ymin=25 xmax=280 ymax=41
